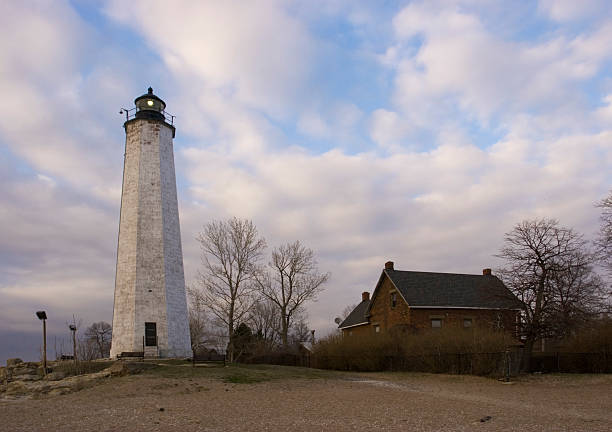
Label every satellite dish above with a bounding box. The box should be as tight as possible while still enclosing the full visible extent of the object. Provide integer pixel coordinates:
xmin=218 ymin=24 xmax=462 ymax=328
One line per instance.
xmin=334 ymin=317 xmax=342 ymax=324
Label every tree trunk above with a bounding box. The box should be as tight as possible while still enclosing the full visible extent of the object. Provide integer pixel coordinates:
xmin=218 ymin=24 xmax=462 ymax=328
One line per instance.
xmin=280 ymin=307 xmax=289 ymax=348
xmin=522 ymin=271 xmax=546 ymax=372
xmin=227 ymin=297 xmax=236 ymax=363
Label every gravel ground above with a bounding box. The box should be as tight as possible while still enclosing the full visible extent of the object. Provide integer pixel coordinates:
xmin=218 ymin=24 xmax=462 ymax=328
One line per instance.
xmin=1 ymin=368 xmax=610 ymax=431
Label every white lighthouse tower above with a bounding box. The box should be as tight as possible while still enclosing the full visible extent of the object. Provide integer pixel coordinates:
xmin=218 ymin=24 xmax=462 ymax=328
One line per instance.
xmin=110 ymin=88 xmax=191 ymax=359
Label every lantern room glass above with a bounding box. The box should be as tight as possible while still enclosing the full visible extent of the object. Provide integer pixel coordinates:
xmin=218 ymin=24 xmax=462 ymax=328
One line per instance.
xmin=136 ymin=97 xmax=165 ymax=113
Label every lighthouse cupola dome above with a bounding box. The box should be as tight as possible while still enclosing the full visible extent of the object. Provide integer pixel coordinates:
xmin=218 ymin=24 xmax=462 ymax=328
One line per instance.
xmin=134 ymin=87 xmax=166 ymax=121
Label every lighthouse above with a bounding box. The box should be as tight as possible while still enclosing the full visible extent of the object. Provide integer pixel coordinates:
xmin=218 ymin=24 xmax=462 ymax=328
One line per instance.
xmin=110 ymin=88 xmax=191 ymax=359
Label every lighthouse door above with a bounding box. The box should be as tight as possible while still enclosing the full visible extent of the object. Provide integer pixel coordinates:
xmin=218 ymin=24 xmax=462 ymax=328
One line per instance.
xmin=145 ymin=322 xmax=157 ymax=346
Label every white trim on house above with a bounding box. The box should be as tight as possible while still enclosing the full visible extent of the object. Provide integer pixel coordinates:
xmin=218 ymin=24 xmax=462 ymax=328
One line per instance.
xmin=338 ymin=321 xmax=369 ymax=330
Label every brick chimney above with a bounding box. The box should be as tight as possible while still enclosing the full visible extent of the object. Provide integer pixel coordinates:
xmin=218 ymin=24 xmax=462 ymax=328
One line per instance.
xmin=483 ymin=268 xmax=492 ymax=276
xmin=362 ymin=291 xmax=370 ymax=302
xmin=385 ymin=261 xmax=394 ymax=270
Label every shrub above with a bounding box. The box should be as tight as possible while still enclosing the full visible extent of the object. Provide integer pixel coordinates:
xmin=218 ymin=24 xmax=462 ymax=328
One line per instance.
xmin=558 ymin=318 xmax=612 ymax=354
xmin=313 ymin=328 xmax=515 ymax=375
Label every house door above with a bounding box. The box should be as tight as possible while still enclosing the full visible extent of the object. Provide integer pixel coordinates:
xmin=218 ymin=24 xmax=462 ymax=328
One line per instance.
xmin=145 ymin=322 xmax=157 ymax=346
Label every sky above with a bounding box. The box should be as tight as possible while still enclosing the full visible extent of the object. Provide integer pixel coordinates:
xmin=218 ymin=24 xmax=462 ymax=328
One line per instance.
xmin=1 ymin=0 xmax=611 ymax=362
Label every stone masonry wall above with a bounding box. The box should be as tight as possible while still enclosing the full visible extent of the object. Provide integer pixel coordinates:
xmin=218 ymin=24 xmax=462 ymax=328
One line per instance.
xmin=159 ymin=124 xmax=191 ymax=357
xmin=133 ymin=121 xmax=169 ymax=355
xmin=110 ymin=121 xmax=141 ymax=357
xmin=110 ymin=119 xmax=191 ymax=358
xmin=368 ymin=277 xmax=412 ymax=332
xmin=409 ymin=308 xmax=518 ymax=334
xmin=343 ymin=273 xmax=519 ymax=337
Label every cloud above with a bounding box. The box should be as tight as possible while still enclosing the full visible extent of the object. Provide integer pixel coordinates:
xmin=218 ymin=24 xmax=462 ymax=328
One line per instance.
xmin=388 ymin=2 xmax=612 ymax=132
xmin=0 ymin=1 xmax=135 ymax=203
xmin=0 ymin=1 xmax=126 ymax=357
xmin=298 ymin=111 xmax=331 ymax=139
xmin=1 ymin=0 xmax=611 ymax=363
xmin=538 ymin=0 xmax=610 ymax=22
xmin=177 ymin=126 xmax=610 ymax=332
xmin=104 ymin=0 xmax=315 ymax=119
xmin=0 ymin=166 xmax=116 ymax=335
xmin=369 ymin=109 xmax=411 ymax=150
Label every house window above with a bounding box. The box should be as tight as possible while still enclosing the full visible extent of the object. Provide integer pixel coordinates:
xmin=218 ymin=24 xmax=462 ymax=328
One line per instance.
xmin=391 ymin=292 xmax=397 ymax=308
xmin=431 ymin=318 xmax=442 ymax=328
xmin=374 ymin=325 xmax=380 ymax=333
xmin=495 ymin=312 xmax=504 ymax=330
xmin=463 ymin=318 xmax=473 ymax=328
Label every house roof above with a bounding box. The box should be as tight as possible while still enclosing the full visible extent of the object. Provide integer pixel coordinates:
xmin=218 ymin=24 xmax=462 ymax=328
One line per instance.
xmin=299 ymin=342 xmax=313 ymax=352
xmin=338 ymin=299 xmax=370 ymax=329
xmin=381 ymin=269 xmax=523 ymax=310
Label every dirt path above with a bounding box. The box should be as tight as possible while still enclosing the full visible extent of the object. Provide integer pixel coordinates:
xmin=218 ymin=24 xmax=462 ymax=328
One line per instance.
xmin=1 ymin=371 xmax=610 ymax=431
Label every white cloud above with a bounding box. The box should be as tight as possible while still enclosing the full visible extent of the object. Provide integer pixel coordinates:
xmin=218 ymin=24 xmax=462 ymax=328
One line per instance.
xmin=298 ymin=111 xmax=331 ymax=139
xmin=369 ymin=109 xmax=412 ymax=150
xmin=0 ymin=1 xmax=133 ymax=202
xmin=177 ymin=127 xmax=610 ymax=332
xmin=389 ymin=2 xmax=612 ymax=131
xmin=538 ymin=0 xmax=610 ymax=22
xmin=104 ymin=0 xmax=315 ymax=119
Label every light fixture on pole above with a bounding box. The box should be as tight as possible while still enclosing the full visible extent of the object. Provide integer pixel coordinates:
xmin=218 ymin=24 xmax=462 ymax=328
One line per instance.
xmin=69 ymin=324 xmax=77 ymax=367
xmin=36 ymin=311 xmax=47 ymax=376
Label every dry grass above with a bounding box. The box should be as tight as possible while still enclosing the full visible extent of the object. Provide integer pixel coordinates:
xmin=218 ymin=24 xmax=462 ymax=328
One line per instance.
xmin=144 ymin=362 xmax=346 ymax=383
xmin=51 ymin=359 xmax=114 ymax=377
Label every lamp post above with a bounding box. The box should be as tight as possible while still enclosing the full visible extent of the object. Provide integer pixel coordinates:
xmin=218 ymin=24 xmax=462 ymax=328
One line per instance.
xmin=69 ymin=324 xmax=78 ymax=368
xmin=36 ymin=311 xmax=47 ymax=376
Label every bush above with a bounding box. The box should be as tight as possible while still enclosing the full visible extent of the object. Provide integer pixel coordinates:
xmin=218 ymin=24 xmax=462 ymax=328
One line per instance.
xmin=558 ymin=318 xmax=612 ymax=354
xmin=528 ymin=319 xmax=612 ymax=373
xmin=313 ymin=328 xmax=516 ymax=375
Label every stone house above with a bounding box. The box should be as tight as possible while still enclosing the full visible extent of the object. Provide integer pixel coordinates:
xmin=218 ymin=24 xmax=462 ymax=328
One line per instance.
xmin=338 ymin=261 xmax=522 ymax=336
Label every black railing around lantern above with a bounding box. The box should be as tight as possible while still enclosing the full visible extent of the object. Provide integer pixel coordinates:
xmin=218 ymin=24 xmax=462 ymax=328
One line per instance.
xmin=119 ymin=107 xmax=175 ymax=126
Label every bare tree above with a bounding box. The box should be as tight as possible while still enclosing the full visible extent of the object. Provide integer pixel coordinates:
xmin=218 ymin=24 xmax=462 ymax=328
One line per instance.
xmin=496 ymin=218 xmax=601 ymax=369
xmin=256 ymin=241 xmax=329 ymax=347
xmin=78 ymin=337 xmax=100 ymax=361
xmin=196 ymin=217 xmax=266 ymax=362
xmin=186 ymin=286 xmax=230 ymax=356
xmin=83 ymin=322 xmax=112 ymax=359
xmin=547 ymin=257 xmax=607 ymax=337
xmin=595 ymin=190 xmax=612 ymax=276
xmin=247 ymin=298 xmax=281 ymax=348
xmin=187 ymin=286 xmax=209 ymax=356
xmin=53 ymin=336 xmax=68 ymax=360
xmin=288 ymin=309 xmax=312 ymax=346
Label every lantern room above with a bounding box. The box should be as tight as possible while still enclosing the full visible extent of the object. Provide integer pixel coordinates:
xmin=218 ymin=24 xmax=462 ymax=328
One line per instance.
xmin=134 ymin=87 xmax=166 ymax=121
